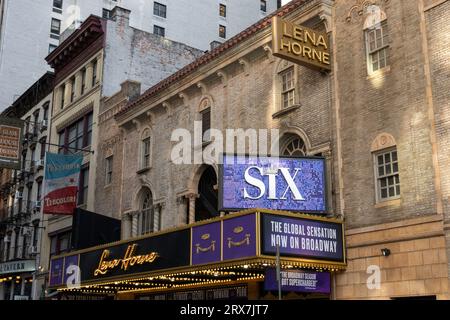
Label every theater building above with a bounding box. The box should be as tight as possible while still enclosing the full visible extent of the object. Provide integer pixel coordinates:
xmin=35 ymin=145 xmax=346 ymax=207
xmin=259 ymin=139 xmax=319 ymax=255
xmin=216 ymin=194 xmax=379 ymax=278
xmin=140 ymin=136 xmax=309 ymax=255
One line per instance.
xmin=47 ymin=0 xmax=450 ymax=300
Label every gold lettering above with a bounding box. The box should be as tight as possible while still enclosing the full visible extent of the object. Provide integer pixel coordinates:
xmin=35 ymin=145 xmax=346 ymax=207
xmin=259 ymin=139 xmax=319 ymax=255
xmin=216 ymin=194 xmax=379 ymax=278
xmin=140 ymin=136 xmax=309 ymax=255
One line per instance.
xmin=312 ymin=49 xmax=322 ymax=62
xmin=282 ymin=21 xmax=292 ymax=38
xmin=280 ymin=39 xmax=291 ymax=52
xmin=291 ymin=42 xmax=302 ymax=55
xmin=94 ymin=244 xmax=159 ymax=277
xmin=293 ymin=26 xmax=303 ymax=41
xmin=323 ymin=52 xmax=330 ymax=65
xmin=303 ymin=46 xmax=312 ymax=59
xmin=304 ymin=30 xmax=316 ymax=46
xmin=316 ymin=35 xmax=328 ymax=50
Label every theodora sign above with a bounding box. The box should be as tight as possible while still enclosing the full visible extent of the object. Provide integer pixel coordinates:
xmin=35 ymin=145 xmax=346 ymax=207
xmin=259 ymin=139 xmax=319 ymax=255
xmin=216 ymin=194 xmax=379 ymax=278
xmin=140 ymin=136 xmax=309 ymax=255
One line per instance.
xmin=272 ymin=16 xmax=331 ymax=71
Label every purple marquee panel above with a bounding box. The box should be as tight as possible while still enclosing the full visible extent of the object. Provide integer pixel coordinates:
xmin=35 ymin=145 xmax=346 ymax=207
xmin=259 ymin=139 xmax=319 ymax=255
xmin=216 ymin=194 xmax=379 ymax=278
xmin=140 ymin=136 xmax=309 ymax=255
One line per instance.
xmin=222 ymin=214 xmax=257 ymax=261
xmin=63 ymin=255 xmax=79 ymax=284
xmin=49 ymin=257 xmax=64 ymax=287
xmin=220 ymin=155 xmax=326 ymax=213
xmin=191 ymin=222 xmax=221 ymax=265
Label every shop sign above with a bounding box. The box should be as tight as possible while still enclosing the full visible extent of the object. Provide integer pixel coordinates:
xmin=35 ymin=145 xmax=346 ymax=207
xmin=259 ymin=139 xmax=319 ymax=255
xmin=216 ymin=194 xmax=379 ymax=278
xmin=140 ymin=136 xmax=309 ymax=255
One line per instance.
xmin=219 ymin=155 xmax=326 ymax=213
xmin=261 ymin=213 xmax=345 ymax=262
xmin=0 ymin=117 xmax=24 ymax=170
xmin=264 ymin=268 xmax=330 ymax=294
xmin=0 ymin=260 xmax=35 ymax=275
xmin=272 ymin=17 xmax=331 ymax=71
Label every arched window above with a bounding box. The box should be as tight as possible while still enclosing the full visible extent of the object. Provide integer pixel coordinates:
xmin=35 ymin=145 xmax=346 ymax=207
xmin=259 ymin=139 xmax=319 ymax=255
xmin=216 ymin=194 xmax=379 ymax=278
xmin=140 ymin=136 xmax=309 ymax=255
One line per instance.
xmin=199 ymin=98 xmax=211 ymax=142
xmin=371 ymin=133 xmax=400 ymax=202
xmin=139 ymin=189 xmax=154 ymax=235
xmin=140 ymin=129 xmax=151 ymax=170
xmin=281 ymin=134 xmax=306 ymax=156
xmin=195 ymin=166 xmax=218 ymax=222
xmin=364 ymin=5 xmax=389 ymax=74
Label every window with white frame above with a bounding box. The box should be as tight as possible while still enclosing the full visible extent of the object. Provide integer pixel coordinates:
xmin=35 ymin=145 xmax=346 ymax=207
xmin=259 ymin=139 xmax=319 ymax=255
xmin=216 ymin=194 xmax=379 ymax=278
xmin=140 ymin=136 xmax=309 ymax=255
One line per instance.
xmin=153 ymin=2 xmax=167 ymax=18
xmin=281 ymin=67 xmax=295 ymax=109
xmin=141 ymin=130 xmax=151 ymax=169
xmin=365 ymin=19 xmax=389 ymax=74
xmin=105 ymin=156 xmax=113 ymax=185
xmin=140 ymin=190 xmax=154 ymax=235
xmin=374 ymin=148 xmax=400 ymax=201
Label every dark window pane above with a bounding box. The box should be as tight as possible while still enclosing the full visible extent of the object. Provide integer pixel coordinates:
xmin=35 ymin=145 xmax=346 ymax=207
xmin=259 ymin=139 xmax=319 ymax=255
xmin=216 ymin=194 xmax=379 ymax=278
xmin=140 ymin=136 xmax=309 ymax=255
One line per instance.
xmin=389 ymin=187 xmax=395 ymax=197
xmin=378 ymin=166 xmax=384 ymax=177
xmin=378 ymin=155 xmax=384 ymax=165
xmin=380 ymin=178 xmax=387 ymax=188
xmin=384 ymin=153 xmax=391 ymax=163
xmin=396 ymin=185 xmax=400 ymax=195
xmin=381 ymin=188 xmax=388 ymax=198
xmin=393 ymin=162 xmax=398 ymax=173
xmin=385 ymin=164 xmax=391 ymax=175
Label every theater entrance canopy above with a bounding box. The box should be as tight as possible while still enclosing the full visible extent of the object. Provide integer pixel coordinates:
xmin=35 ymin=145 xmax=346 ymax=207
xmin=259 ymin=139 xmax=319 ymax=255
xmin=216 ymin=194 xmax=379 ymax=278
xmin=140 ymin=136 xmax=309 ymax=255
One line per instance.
xmin=49 ymin=209 xmax=346 ymax=296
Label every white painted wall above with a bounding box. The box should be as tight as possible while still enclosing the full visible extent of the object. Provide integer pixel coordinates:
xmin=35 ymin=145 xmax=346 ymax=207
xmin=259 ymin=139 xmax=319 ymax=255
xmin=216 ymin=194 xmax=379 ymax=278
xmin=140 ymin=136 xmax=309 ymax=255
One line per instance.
xmin=0 ymin=0 xmax=59 ymax=111
xmin=62 ymin=0 xmax=279 ymax=50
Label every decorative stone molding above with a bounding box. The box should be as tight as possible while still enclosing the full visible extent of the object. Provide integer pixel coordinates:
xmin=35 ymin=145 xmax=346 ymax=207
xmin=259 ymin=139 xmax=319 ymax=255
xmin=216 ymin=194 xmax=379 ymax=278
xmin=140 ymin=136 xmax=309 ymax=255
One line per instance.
xmin=162 ymin=101 xmax=173 ymax=117
xmin=197 ymin=81 xmax=208 ymax=96
xmin=178 ymin=92 xmax=189 ymax=106
xmin=263 ymin=45 xmax=274 ymax=63
xmin=146 ymin=111 xmax=156 ymax=126
xmin=131 ymin=118 xmax=142 ymax=133
xmin=216 ymin=70 xmax=228 ymax=87
xmin=345 ymin=0 xmax=390 ymax=23
xmin=370 ymin=133 xmax=396 ymax=152
xmin=238 ymin=58 xmax=250 ymax=76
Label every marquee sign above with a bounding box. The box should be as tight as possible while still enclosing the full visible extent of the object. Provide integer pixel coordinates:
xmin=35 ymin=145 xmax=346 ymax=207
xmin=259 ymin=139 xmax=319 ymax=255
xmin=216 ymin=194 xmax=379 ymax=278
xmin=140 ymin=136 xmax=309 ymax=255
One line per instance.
xmin=48 ymin=210 xmax=345 ymax=288
xmin=219 ymin=154 xmax=327 ymax=213
xmin=272 ymin=17 xmax=331 ymax=71
xmin=0 ymin=117 xmax=24 ymax=170
xmin=264 ymin=269 xmax=330 ymax=294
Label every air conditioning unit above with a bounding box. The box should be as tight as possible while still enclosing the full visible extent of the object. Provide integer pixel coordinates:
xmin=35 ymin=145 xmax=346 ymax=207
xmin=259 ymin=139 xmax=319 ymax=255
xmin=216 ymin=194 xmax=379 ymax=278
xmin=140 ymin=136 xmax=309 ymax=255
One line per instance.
xmin=36 ymin=159 xmax=44 ymax=168
xmin=3 ymin=235 xmax=11 ymax=243
xmin=28 ymin=246 xmax=38 ymax=255
xmin=34 ymin=201 xmax=42 ymax=210
xmin=41 ymin=120 xmax=48 ymax=130
xmin=16 ymin=191 xmax=23 ymax=199
xmin=21 ymin=226 xmax=32 ymax=236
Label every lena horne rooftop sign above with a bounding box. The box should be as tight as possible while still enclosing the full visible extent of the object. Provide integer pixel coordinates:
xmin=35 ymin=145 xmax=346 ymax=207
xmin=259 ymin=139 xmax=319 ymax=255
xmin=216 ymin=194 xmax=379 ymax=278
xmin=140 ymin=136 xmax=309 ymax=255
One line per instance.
xmin=272 ymin=16 xmax=331 ymax=71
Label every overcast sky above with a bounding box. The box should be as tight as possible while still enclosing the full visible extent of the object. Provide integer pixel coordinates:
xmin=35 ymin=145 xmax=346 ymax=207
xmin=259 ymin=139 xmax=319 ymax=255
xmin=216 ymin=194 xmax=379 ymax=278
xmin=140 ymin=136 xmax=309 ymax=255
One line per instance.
xmin=282 ymin=0 xmax=292 ymax=4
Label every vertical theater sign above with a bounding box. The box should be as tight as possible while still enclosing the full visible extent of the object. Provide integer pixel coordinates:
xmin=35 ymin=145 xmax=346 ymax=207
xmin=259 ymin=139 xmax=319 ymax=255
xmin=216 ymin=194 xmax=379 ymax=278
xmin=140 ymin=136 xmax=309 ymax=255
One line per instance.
xmin=43 ymin=152 xmax=83 ymax=215
xmin=0 ymin=117 xmax=24 ymax=170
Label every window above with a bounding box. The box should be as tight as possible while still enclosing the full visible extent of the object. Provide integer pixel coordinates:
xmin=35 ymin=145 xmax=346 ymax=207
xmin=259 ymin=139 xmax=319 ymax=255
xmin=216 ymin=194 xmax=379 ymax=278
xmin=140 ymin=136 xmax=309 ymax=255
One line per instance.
xmin=43 ymin=105 xmax=49 ymax=120
xmin=281 ymin=67 xmax=295 ymax=108
xmin=81 ymin=68 xmax=86 ymax=95
xmin=282 ymin=136 xmax=306 ymax=156
xmin=365 ymin=19 xmax=389 ymax=74
xmin=375 ymin=149 xmax=400 ymax=201
xmin=102 ymin=8 xmax=112 ymax=20
xmin=22 ymin=231 xmax=29 ymax=259
xmin=201 ymin=108 xmax=211 ymax=142
xmin=60 ymin=84 xmax=65 ymax=109
xmin=50 ymin=18 xmax=61 ymax=35
xmin=50 ymin=231 xmax=71 ymax=257
xmin=30 ymin=148 xmax=36 ymax=171
xmin=153 ymin=2 xmax=167 ymax=18
xmin=78 ymin=166 xmax=89 ymax=205
xmin=58 ymin=112 xmax=93 ymax=154
xmin=25 ymin=116 xmax=31 ymax=135
xmin=153 ymin=25 xmax=165 ymax=37
xmin=48 ymin=44 xmax=57 ymax=53
xmin=53 ymin=0 xmax=62 ymax=9
xmin=140 ymin=190 xmax=154 ymax=235
xmin=105 ymin=156 xmax=113 ymax=185
xmin=53 ymin=0 xmax=63 ymax=13
xmin=219 ymin=4 xmax=226 ymax=17
xmin=32 ymin=221 xmax=39 ymax=247
xmin=13 ymin=229 xmax=19 ymax=259
xmin=219 ymin=25 xmax=226 ymax=38
xmin=142 ymin=137 xmax=151 ymax=169
xmin=40 ymin=138 xmax=46 ymax=159
xmin=70 ymin=77 xmax=75 ymax=102
xmin=36 ymin=181 xmax=42 ymax=203
xmin=92 ymin=59 xmax=98 ymax=87
xmin=261 ymin=0 xmax=267 ymax=12
xmin=33 ymin=112 xmax=39 ymax=135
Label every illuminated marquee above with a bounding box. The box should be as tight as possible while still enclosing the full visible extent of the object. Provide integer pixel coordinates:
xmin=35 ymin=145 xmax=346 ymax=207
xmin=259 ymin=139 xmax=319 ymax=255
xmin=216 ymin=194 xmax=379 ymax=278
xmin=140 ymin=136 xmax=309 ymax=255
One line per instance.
xmin=94 ymin=244 xmax=158 ymax=276
xmin=272 ymin=17 xmax=331 ymax=71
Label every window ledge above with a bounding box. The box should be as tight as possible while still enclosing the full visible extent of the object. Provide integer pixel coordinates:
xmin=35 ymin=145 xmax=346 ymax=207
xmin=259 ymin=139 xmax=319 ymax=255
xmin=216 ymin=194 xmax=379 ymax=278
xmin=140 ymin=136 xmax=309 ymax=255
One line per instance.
xmin=272 ymin=104 xmax=301 ymax=119
xmin=367 ymin=66 xmax=391 ymax=80
xmin=374 ymin=197 xmax=401 ymax=208
xmin=137 ymin=167 xmax=151 ymax=174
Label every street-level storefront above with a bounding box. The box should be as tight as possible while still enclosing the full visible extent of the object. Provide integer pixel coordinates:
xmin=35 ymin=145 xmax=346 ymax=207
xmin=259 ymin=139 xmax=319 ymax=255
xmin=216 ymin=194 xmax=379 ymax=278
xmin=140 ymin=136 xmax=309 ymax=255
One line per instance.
xmin=48 ymin=209 xmax=346 ymax=300
xmin=0 ymin=259 xmax=35 ymax=300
